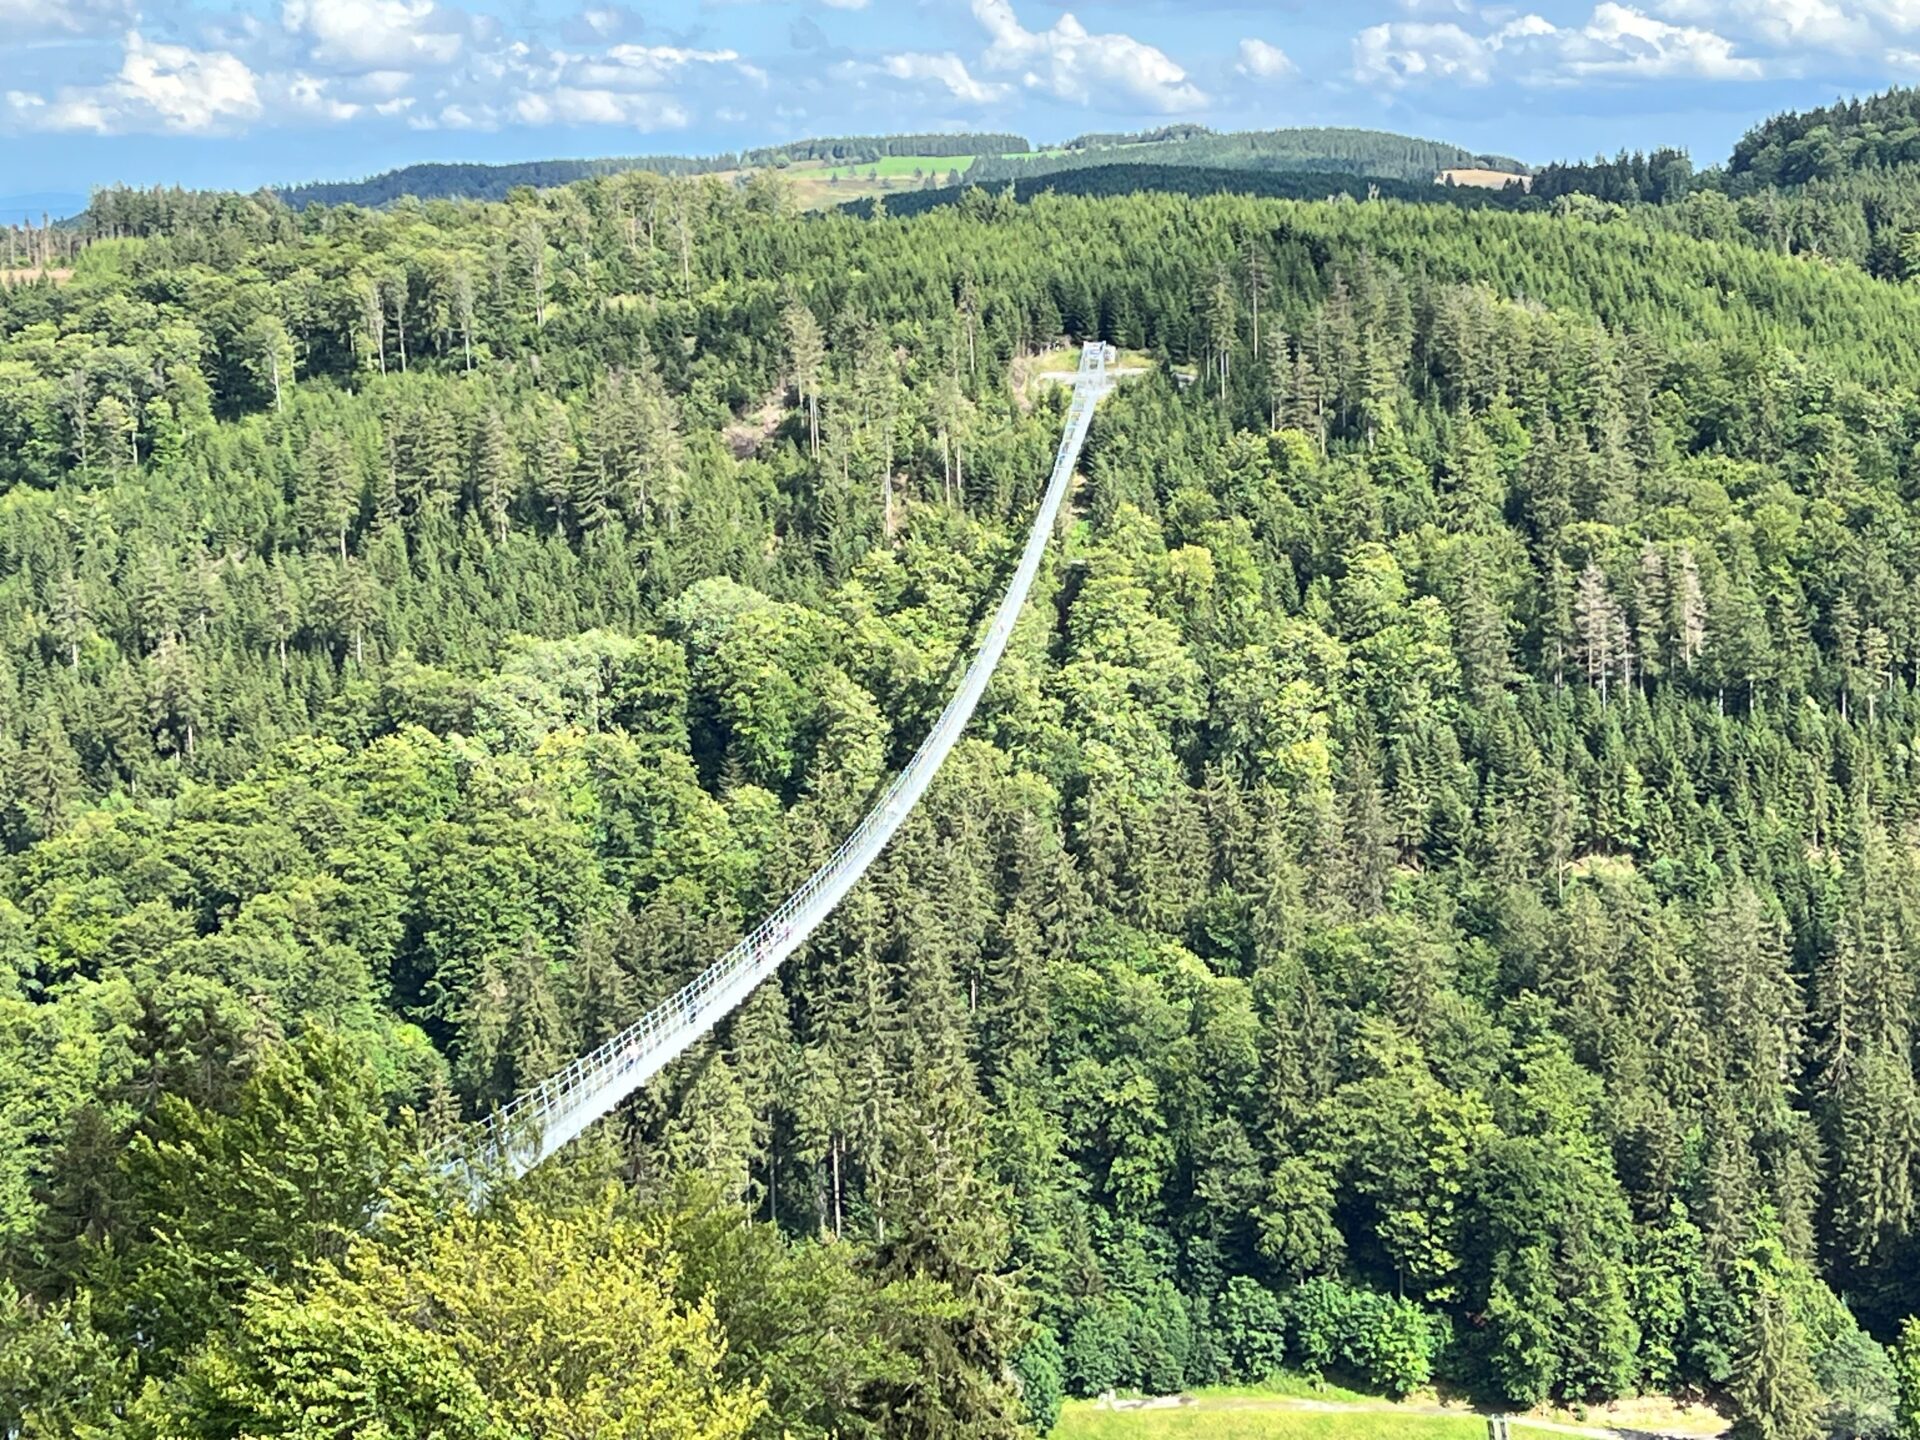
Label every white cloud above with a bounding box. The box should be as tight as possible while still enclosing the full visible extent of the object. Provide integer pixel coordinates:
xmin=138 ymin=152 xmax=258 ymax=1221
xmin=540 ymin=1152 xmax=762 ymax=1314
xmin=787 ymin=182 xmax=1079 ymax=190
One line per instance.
xmin=1235 ymin=37 xmax=1297 ymax=79
xmin=882 ymin=51 xmax=1012 ymax=104
xmin=6 ymin=31 xmax=263 ymax=134
xmin=1352 ymin=20 xmax=1492 ymax=85
xmin=396 ymin=38 xmax=748 ymax=131
xmin=1561 ymin=2 xmax=1761 ymax=77
xmin=283 ymin=72 xmax=360 ymax=121
xmin=282 ymin=0 xmax=464 ymax=69
xmin=513 ymin=88 xmax=687 ymax=126
xmin=568 ymin=43 xmax=742 ymax=89
xmin=0 ymin=0 xmax=135 ymax=39
xmin=1656 ymin=0 xmax=1920 ymax=51
xmin=971 ymin=0 xmax=1205 ymax=112
xmin=1353 ymin=2 xmax=1760 ymax=87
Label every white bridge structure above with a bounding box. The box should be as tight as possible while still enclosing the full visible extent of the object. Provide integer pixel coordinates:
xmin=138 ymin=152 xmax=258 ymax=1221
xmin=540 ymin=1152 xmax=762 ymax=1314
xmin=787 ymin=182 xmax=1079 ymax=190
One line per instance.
xmin=459 ymin=341 xmax=1114 ymax=1193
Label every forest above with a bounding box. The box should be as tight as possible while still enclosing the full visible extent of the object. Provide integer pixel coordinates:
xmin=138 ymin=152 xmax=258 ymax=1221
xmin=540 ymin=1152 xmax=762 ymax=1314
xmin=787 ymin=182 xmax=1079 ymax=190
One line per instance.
xmin=9 ymin=87 xmax=1920 ymax=1440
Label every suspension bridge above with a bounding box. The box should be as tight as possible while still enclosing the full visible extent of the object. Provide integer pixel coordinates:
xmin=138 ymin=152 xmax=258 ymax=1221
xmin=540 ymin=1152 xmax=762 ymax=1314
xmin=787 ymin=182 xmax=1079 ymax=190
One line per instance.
xmin=458 ymin=341 xmax=1115 ymax=1194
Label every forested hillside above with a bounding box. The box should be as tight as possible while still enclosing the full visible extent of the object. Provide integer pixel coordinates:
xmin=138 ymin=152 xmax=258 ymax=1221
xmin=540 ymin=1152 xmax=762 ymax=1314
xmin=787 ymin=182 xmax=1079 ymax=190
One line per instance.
xmin=276 ymin=152 xmax=743 ymax=209
xmin=262 ymin=125 xmax=1515 ymax=214
xmin=1522 ymin=87 xmax=1920 ymax=281
xmin=7 ymin=158 xmax=1920 ymax=1439
xmin=966 ymin=128 xmax=1525 ymax=186
xmin=852 ymin=166 xmax=1520 ymax=220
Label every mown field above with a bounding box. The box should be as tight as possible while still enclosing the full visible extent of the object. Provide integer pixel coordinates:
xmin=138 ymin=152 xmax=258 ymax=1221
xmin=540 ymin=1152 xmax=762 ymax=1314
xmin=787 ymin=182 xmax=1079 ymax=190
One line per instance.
xmin=1056 ymin=1401 xmax=1512 ymax=1440
xmin=1053 ymin=1384 xmax=1730 ymax=1440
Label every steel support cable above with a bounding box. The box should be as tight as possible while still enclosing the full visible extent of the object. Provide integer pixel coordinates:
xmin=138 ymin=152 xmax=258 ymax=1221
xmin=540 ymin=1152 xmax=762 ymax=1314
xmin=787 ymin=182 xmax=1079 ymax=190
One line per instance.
xmin=455 ymin=343 xmax=1112 ymax=1195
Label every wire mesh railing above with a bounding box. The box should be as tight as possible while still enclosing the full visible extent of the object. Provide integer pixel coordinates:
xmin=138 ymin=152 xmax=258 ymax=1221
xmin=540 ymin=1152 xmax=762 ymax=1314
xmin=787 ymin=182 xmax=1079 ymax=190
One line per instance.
xmin=453 ymin=342 xmax=1112 ymax=1194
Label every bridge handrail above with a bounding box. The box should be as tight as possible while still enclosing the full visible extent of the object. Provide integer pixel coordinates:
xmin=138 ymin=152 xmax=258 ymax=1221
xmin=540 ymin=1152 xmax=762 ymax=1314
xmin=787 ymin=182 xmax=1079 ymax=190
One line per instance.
xmin=460 ymin=343 xmax=1110 ymax=1187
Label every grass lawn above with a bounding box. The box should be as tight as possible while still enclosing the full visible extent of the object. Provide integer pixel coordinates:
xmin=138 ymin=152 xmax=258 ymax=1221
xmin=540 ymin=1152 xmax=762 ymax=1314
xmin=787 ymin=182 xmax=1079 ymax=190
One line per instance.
xmin=1054 ymin=1401 xmax=1502 ymax=1440
xmin=815 ymin=148 xmax=1065 ymax=183
xmin=1049 ymin=1380 xmax=1727 ymax=1440
xmin=776 ymin=149 xmax=1076 ymax=209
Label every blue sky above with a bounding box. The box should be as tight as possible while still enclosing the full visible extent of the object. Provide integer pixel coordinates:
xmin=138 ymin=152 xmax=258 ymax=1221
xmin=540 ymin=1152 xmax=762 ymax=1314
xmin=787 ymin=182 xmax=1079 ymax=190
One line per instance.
xmin=2 ymin=0 xmax=1917 ymax=200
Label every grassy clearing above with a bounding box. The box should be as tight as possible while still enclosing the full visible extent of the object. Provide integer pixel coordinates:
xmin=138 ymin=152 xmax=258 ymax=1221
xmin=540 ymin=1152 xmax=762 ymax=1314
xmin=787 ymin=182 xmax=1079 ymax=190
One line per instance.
xmin=1011 ymin=346 xmax=1156 ymax=409
xmin=818 ymin=154 xmax=982 ymax=182
xmin=1050 ymin=1381 xmax=1729 ymax=1440
xmin=1025 ymin=346 xmax=1156 ymax=377
xmin=1055 ymin=1400 xmax=1496 ymax=1440
xmin=774 ymin=149 xmax=1070 ymax=210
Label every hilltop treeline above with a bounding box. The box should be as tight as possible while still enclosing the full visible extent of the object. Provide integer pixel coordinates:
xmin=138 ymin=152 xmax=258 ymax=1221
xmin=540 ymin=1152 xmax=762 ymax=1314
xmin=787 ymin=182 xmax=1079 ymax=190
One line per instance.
xmin=969 ymin=127 xmax=1527 ymax=186
xmin=7 ymin=163 xmax=1920 ymax=1437
xmin=277 ymin=153 xmax=737 ymax=209
xmin=854 ymin=164 xmax=1523 ymax=220
xmin=743 ymin=132 xmax=1029 ymax=166
xmin=263 ymin=125 xmax=1522 ymax=213
xmin=1529 ymin=148 xmax=1696 ymax=205
xmin=1522 ymin=86 xmax=1920 ymax=282
xmin=1729 ymin=87 xmax=1920 ymax=185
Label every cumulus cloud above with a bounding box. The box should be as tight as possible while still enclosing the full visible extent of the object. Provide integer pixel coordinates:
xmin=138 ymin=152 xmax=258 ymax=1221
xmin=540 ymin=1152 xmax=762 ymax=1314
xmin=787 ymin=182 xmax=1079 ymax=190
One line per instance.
xmin=882 ymin=51 xmax=1011 ymax=104
xmin=282 ymin=0 xmax=465 ymax=69
xmin=1655 ymin=0 xmax=1910 ymax=51
xmin=0 ymin=0 xmax=136 ymax=39
xmin=0 ymin=2 xmax=761 ymax=138
xmin=1353 ymin=2 xmax=1760 ymax=87
xmin=972 ymin=0 xmax=1205 ymax=112
xmin=1352 ymin=19 xmax=1494 ymax=85
xmin=6 ymin=31 xmax=264 ymax=134
xmin=0 ymin=0 xmax=1215 ymax=142
xmin=1235 ymin=37 xmax=1297 ymax=79
xmin=1560 ymin=3 xmax=1760 ymax=77
xmin=401 ymin=39 xmax=751 ymax=131
xmin=512 ymin=88 xmax=687 ymax=126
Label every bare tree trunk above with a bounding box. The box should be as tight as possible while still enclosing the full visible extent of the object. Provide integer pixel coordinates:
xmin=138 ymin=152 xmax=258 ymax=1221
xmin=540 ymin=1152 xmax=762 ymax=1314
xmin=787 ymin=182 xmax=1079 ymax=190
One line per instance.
xmin=831 ymin=1138 xmax=843 ymax=1240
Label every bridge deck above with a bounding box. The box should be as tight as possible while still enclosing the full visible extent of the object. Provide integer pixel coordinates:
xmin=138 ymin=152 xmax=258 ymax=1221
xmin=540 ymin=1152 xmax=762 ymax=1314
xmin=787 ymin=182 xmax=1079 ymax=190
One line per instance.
xmin=457 ymin=341 xmax=1112 ymax=1193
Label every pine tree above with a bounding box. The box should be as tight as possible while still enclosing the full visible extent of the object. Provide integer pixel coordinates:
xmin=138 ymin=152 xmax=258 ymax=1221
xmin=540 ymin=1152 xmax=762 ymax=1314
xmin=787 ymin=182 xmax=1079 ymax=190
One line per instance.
xmin=1729 ymin=1289 xmax=1822 ymax=1440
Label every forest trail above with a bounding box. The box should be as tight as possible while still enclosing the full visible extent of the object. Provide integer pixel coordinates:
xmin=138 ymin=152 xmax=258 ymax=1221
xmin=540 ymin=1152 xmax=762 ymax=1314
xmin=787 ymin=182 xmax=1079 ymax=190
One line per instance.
xmin=455 ymin=341 xmax=1116 ymax=1193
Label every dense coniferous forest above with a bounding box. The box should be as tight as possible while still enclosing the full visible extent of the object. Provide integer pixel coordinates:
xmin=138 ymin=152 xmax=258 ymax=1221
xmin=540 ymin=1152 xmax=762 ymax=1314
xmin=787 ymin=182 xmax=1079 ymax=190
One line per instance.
xmin=1514 ymin=87 xmax=1920 ymax=282
xmin=740 ymin=133 xmax=1033 ymax=166
xmin=275 ymin=153 xmax=743 ymax=209
xmin=13 ymin=89 xmax=1920 ymax=1440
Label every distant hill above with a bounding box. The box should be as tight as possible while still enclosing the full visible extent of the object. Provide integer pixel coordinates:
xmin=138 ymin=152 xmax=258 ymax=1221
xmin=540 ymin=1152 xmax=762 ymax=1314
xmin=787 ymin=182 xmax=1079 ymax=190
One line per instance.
xmin=967 ymin=128 xmax=1529 ymax=187
xmin=277 ymin=155 xmax=738 ymax=209
xmin=740 ymin=133 xmax=1029 ymax=166
xmin=274 ymin=126 xmax=1527 ymax=211
xmin=845 ymin=163 xmax=1527 ymax=219
xmin=277 ymin=134 xmax=1031 ymax=209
